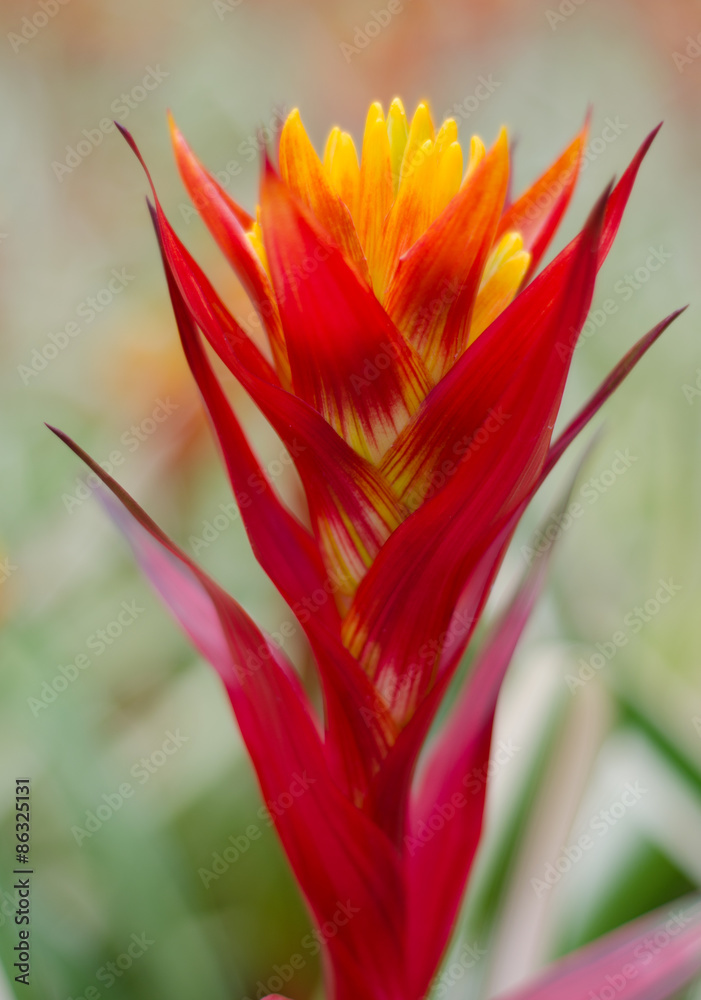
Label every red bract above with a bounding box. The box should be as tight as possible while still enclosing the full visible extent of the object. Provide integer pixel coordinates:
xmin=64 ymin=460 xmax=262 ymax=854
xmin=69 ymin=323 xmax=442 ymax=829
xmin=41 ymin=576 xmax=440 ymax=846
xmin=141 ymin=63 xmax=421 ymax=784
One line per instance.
xmin=54 ymin=100 xmax=698 ymax=1000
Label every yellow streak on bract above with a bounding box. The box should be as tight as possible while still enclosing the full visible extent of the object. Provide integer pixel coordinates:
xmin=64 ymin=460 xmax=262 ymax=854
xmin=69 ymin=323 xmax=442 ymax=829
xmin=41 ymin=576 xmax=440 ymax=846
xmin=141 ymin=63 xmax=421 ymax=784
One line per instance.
xmin=387 ymin=97 xmax=409 ymax=196
xmin=317 ymin=515 xmax=367 ymax=604
xmin=372 ymin=138 xmax=437 ymax=300
xmin=246 ymin=207 xmax=269 ymax=273
xmin=340 ymin=605 xmax=378 ymax=667
xmin=468 ymin=232 xmax=531 ymax=344
xmin=318 ymin=493 xmax=401 ymax=605
xmin=463 ymin=135 xmax=486 ymax=185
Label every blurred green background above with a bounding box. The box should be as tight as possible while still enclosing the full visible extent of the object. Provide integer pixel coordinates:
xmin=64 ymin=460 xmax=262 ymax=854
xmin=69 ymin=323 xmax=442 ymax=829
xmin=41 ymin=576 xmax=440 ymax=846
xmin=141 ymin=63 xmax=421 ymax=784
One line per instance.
xmin=1 ymin=0 xmax=701 ymax=998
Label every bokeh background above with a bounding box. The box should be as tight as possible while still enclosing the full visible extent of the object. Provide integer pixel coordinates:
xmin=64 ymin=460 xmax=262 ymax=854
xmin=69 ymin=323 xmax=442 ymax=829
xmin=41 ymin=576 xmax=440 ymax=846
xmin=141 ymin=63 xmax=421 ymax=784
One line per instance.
xmin=1 ymin=0 xmax=701 ymax=997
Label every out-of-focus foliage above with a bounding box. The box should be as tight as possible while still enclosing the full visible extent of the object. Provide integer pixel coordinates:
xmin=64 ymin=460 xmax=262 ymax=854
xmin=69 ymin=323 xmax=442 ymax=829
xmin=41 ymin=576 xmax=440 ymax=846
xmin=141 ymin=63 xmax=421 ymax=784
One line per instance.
xmin=1 ymin=1 xmax=700 ymax=998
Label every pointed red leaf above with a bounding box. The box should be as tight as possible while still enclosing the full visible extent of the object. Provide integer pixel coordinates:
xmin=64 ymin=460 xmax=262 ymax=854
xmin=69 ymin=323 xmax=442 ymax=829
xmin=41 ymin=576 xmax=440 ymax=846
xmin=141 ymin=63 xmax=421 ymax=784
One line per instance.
xmin=117 ymin=123 xmax=279 ymax=387
xmin=548 ymin=123 xmax=662 ymax=282
xmin=496 ymin=115 xmax=588 ymax=278
xmin=545 ymin=306 xmax=685 ymax=474
xmin=169 ymin=117 xmax=289 ymax=381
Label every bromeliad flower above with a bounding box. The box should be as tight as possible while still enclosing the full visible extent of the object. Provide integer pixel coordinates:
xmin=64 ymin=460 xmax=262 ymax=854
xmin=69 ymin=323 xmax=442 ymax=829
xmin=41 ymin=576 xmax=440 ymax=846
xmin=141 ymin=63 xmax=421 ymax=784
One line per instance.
xmin=53 ymin=99 xmax=700 ymax=1000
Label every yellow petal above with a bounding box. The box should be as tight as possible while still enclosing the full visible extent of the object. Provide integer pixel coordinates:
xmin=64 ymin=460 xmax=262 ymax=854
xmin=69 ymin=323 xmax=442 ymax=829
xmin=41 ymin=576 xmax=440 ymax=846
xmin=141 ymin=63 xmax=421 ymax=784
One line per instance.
xmin=323 ymin=125 xmax=341 ymax=170
xmin=463 ymin=134 xmax=486 ymax=185
xmin=357 ymin=102 xmax=394 ymax=286
xmin=384 ymin=128 xmax=510 ymax=382
xmin=468 ymin=232 xmax=530 ymax=343
xmin=327 ymin=130 xmax=361 ymax=221
xmin=434 ymin=117 xmax=458 ymax=155
xmin=432 ymin=140 xmax=463 ymax=219
xmin=399 ymin=101 xmax=435 ymax=186
xmin=481 ymin=231 xmax=524 ymax=284
xmin=279 ymin=109 xmax=369 ymax=281
xmin=387 ymin=97 xmax=409 ymax=195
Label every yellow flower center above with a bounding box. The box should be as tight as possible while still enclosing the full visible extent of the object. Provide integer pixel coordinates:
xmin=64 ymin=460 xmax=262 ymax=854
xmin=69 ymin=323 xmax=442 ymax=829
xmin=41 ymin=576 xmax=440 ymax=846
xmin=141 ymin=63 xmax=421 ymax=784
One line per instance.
xmin=247 ymin=98 xmax=529 ymax=315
